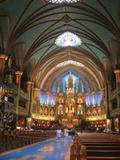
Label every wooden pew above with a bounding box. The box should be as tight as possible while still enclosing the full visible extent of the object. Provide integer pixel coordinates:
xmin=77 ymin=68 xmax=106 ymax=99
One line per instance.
xmin=87 ymin=156 xmax=120 ymax=159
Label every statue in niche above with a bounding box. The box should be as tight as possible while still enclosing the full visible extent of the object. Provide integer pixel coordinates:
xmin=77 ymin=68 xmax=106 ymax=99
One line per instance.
xmin=58 ymin=93 xmax=64 ymax=104
xmin=87 ymin=109 xmax=90 ymax=116
xmin=39 ymin=107 xmax=43 ymax=115
xmin=93 ymin=108 xmax=97 ymax=115
xmin=58 ymin=104 xmax=63 ymax=115
xmin=50 ymin=109 xmax=54 ymax=116
xmin=65 ymin=97 xmax=75 ymax=113
xmin=77 ymin=104 xmax=83 ymax=115
xmin=77 ymin=93 xmax=84 ymax=104
xmin=97 ymin=107 xmax=101 ymax=115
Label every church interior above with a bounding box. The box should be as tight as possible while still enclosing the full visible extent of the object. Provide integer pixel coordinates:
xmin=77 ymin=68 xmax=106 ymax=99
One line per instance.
xmin=0 ymin=0 xmax=120 ymax=159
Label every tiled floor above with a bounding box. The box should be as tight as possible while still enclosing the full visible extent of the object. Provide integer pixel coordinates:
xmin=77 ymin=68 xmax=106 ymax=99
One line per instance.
xmin=0 ymin=136 xmax=72 ymax=160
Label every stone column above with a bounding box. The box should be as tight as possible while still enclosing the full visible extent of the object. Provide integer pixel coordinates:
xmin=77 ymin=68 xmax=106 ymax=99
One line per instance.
xmin=111 ymin=118 xmax=115 ymax=131
xmin=114 ymin=69 xmax=120 ymax=132
xmin=0 ymin=54 xmax=7 ymax=73
xmin=27 ymin=81 xmax=33 ymax=115
xmin=105 ymin=82 xmax=111 ymax=119
xmin=26 ymin=81 xmax=33 ymax=129
xmin=15 ymin=71 xmax=23 ymax=85
xmin=15 ymin=71 xmax=23 ymax=128
xmin=118 ymin=92 xmax=120 ymax=133
xmin=106 ymin=119 xmax=111 ymax=132
xmin=33 ymin=87 xmax=40 ymax=100
xmin=102 ymin=58 xmax=112 ymax=119
xmin=33 ymin=87 xmax=40 ymax=113
xmin=114 ymin=69 xmax=120 ymax=86
xmin=108 ymin=39 xmax=120 ymax=132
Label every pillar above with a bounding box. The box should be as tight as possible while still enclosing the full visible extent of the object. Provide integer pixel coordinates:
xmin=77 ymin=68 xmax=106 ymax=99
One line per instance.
xmin=105 ymin=82 xmax=111 ymax=119
xmin=27 ymin=81 xmax=33 ymax=115
xmin=102 ymin=57 xmax=112 ymax=119
xmin=114 ymin=69 xmax=120 ymax=85
xmin=106 ymin=119 xmax=111 ymax=132
xmin=34 ymin=87 xmax=40 ymax=113
xmin=15 ymin=70 xmax=23 ymax=128
xmin=118 ymin=94 xmax=120 ymax=133
xmin=26 ymin=117 xmax=32 ymax=130
xmin=27 ymin=81 xmax=33 ymax=93
xmin=33 ymin=87 xmax=40 ymax=100
xmin=0 ymin=54 xmax=7 ymax=73
xmin=114 ymin=69 xmax=120 ymax=132
xmin=111 ymin=118 xmax=115 ymax=131
xmin=26 ymin=81 xmax=33 ymax=129
xmin=15 ymin=71 xmax=23 ymax=85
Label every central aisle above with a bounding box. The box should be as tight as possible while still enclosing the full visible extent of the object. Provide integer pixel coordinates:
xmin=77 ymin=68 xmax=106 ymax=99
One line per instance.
xmin=0 ymin=136 xmax=72 ymax=160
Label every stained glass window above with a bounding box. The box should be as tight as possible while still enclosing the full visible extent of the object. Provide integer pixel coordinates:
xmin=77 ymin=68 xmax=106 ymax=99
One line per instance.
xmin=56 ymin=60 xmax=84 ymax=67
xmin=46 ymin=0 xmax=80 ymax=4
xmin=55 ymin=32 xmax=82 ymax=47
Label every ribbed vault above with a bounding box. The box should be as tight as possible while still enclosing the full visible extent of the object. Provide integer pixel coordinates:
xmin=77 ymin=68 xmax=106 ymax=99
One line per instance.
xmin=33 ymin=48 xmax=105 ymax=91
xmin=0 ymin=0 xmax=120 ymax=89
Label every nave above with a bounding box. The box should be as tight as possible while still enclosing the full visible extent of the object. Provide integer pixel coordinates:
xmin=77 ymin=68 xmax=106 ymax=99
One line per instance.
xmin=0 ymin=136 xmax=72 ymax=160
xmin=1 ymin=132 xmax=120 ymax=160
xmin=0 ymin=1 xmax=120 ymax=159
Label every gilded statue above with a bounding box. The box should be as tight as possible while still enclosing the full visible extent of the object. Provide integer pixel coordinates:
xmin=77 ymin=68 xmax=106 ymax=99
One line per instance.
xmin=65 ymin=98 xmax=75 ymax=113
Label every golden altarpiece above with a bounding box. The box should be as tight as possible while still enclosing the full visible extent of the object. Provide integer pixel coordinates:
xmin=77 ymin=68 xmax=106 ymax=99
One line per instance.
xmin=56 ymin=73 xmax=85 ymax=128
xmin=31 ymin=72 xmax=106 ymax=130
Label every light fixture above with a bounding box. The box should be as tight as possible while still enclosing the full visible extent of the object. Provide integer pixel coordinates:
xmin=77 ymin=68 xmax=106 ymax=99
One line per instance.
xmin=46 ymin=0 xmax=80 ymax=4
xmin=55 ymin=32 xmax=82 ymax=47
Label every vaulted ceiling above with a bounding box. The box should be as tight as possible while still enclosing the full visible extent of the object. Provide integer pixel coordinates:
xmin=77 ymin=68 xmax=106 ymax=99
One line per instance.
xmin=0 ymin=0 xmax=120 ymax=91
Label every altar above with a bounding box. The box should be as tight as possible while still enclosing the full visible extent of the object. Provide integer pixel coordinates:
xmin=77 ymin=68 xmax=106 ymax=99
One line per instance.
xmin=57 ymin=72 xmax=85 ymax=128
xmin=61 ymin=116 xmax=79 ymax=128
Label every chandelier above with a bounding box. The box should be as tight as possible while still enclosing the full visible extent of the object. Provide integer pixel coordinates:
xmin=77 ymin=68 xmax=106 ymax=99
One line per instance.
xmin=55 ymin=31 xmax=82 ymax=47
xmin=46 ymin=0 xmax=81 ymax=4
